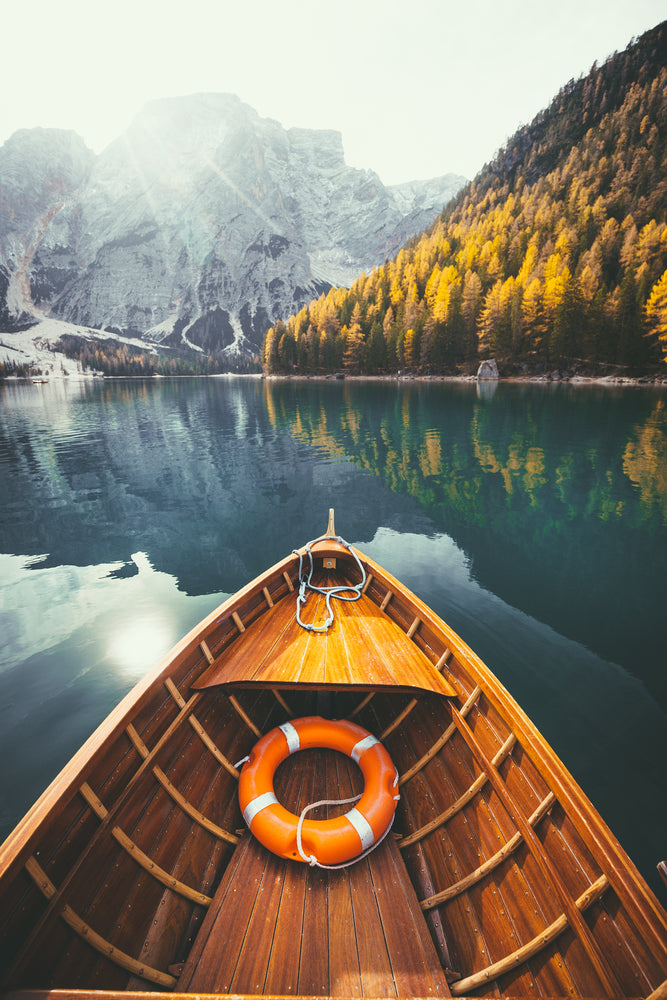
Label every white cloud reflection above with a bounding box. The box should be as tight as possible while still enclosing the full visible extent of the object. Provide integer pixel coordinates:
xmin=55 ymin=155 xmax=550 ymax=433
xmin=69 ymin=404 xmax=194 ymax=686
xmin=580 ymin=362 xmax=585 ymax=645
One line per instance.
xmin=0 ymin=550 xmax=227 ymax=679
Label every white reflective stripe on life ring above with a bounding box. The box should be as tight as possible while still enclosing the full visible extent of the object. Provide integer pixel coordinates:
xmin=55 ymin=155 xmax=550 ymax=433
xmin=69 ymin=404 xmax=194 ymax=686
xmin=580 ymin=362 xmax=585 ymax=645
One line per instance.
xmin=243 ymin=791 xmax=278 ymax=827
xmin=351 ymin=734 xmax=379 ymax=763
xmin=279 ymin=721 xmax=301 ymax=755
xmin=345 ymin=807 xmax=375 ymax=850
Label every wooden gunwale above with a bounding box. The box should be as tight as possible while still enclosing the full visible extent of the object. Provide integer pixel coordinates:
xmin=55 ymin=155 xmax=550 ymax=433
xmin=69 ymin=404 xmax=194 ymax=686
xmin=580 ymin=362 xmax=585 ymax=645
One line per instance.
xmin=2 ymin=688 xmax=203 ymax=979
xmin=430 ymin=700 xmax=619 ymax=994
xmin=3 ymin=616 xmax=288 ymax=984
xmin=352 ymin=556 xmax=660 ymax=989
xmin=4 ymin=687 xmax=278 ymax=990
xmin=378 ymin=688 xmax=620 ymax=988
xmin=366 ymin=693 xmax=604 ymax=994
xmin=0 ymin=560 xmax=298 ymax=988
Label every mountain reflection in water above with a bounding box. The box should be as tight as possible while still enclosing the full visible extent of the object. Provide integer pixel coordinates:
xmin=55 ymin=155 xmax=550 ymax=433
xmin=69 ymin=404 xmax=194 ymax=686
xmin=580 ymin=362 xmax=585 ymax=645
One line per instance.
xmin=0 ymin=376 xmax=665 ymax=905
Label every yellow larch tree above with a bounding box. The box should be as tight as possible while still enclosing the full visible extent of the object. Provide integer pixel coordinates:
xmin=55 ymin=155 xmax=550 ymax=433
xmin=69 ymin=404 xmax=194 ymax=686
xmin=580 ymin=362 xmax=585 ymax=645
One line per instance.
xmin=645 ymin=269 xmax=667 ymax=361
xmin=343 ymin=303 xmax=365 ymax=370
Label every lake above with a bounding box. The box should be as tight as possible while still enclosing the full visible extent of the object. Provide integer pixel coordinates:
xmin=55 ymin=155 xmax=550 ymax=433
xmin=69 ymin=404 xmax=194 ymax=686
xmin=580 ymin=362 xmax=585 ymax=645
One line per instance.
xmin=1 ymin=375 xmax=666 ymax=907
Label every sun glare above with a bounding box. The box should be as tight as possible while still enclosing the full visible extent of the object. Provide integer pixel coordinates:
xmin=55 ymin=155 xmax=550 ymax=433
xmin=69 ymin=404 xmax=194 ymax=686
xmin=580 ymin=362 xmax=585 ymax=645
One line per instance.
xmin=107 ymin=615 xmax=173 ymax=677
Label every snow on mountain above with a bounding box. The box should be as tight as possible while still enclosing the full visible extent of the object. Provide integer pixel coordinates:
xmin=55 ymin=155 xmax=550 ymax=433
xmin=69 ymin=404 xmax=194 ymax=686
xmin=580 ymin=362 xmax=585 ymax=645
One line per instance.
xmin=0 ymin=95 xmax=467 ymax=359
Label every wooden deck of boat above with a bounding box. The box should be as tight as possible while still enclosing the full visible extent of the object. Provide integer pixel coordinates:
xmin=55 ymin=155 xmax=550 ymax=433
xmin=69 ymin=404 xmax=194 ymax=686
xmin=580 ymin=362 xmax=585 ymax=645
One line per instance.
xmin=177 ymin=748 xmax=452 ymax=997
xmin=194 ymin=572 xmax=456 ymax=697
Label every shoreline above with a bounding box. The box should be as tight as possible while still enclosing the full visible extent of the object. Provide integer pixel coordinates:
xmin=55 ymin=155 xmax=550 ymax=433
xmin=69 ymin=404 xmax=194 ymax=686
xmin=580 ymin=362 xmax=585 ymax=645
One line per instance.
xmin=261 ymin=371 xmax=667 ymax=387
xmin=4 ymin=370 xmax=667 ymax=388
xmin=2 ymin=321 xmax=666 ymax=388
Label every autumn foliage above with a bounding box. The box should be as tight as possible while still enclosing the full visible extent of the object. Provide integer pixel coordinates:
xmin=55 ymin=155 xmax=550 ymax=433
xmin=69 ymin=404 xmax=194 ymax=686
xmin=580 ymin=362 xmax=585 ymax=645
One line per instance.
xmin=263 ymin=23 xmax=667 ymax=376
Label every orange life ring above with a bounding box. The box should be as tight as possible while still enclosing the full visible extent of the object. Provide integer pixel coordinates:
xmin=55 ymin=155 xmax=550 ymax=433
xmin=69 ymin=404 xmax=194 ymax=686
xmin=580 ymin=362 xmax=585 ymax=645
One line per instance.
xmin=238 ymin=716 xmax=399 ymax=865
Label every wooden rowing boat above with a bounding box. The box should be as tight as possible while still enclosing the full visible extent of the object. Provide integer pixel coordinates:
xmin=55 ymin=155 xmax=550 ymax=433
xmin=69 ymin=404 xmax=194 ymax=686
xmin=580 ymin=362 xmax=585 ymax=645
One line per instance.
xmin=1 ymin=511 xmax=666 ymax=999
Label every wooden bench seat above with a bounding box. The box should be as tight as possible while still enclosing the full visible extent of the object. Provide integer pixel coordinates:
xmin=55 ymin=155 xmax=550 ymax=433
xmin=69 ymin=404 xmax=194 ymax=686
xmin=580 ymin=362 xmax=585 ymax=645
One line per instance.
xmin=177 ymin=748 xmax=451 ymax=997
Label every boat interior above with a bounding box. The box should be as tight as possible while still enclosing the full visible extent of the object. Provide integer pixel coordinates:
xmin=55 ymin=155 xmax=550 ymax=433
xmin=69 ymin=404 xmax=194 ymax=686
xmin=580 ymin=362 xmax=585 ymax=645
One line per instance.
xmin=1 ymin=530 xmax=666 ymax=998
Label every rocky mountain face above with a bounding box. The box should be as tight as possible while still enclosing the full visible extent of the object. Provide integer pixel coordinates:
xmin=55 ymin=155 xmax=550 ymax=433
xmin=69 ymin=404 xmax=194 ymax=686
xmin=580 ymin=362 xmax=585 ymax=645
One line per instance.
xmin=0 ymin=95 xmax=466 ymax=355
xmin=0 ymin=128 xmax=94 ymax=329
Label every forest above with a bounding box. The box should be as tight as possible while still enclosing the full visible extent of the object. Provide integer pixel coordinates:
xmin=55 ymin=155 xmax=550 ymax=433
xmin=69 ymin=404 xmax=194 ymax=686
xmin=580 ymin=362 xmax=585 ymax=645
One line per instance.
xmin=263 ymin=22 xmax=667 ymax=377
xmin=50 ymin=336 xmax=261 ymax=377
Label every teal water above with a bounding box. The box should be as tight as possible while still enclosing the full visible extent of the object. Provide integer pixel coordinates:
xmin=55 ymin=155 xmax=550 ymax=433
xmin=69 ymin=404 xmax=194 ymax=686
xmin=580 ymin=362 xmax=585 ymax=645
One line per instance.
xmin=1 ymin=376 xmax=666 ymax=906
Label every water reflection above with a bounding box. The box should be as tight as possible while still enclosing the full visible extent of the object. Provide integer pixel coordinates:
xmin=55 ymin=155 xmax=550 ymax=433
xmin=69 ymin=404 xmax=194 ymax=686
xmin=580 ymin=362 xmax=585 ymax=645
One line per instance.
xmin=0 ymin=545 xmax=228 ymax=834
xmin=0 ymin=379 xmax=406 ymax=596
xmin=0 ymin=552 xmax=127 ymax=674
xmin=3 ymin=377 xmax=666 ymax=688
xmin=261 ymin=379 xmax=667 ymax=697
xmin=623 ymin=398 xmax=667 ymax=521
xmin=475 ymin=378 xmax=498 ymax=401
xmin=261 ymin=380 xmax=667 ymax=531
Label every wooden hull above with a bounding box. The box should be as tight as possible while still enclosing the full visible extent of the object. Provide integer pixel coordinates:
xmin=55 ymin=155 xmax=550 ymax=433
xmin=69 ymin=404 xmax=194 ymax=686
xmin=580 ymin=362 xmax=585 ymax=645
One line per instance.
xmin=1 ymin=523 xmax=666 ymax=999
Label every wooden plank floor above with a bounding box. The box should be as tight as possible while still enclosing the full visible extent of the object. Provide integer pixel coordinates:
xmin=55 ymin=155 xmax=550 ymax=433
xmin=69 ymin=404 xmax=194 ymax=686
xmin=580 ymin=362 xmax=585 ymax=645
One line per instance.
xmin=177 ymin=749 xmax=451 ymax=996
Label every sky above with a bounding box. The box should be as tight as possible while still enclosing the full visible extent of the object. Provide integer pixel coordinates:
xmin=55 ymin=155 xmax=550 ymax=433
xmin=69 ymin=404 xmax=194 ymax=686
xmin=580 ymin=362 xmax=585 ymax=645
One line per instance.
xmin=1 ymin=0 xmax=665 ymax=186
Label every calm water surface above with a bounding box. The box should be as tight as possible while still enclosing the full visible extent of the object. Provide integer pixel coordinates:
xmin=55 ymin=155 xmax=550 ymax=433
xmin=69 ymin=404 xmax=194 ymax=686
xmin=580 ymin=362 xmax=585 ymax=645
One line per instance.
xmin=1 ymin=376 xmax=666 ymax=905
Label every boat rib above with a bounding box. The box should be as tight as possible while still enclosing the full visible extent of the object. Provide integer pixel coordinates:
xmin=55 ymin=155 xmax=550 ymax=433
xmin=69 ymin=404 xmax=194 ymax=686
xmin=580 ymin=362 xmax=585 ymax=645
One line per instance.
xmin=419 ymin=790 xmax=557 ymax=909
xmin=398 ymin=684 xmax=480 ymax=787
xmin=78 ymin=781 xmax=215 ymax=904
xmin=449 ymin=701 xmax=622 ymax=995
xmin=398 ymin=732 xmax=517 ymax=848
xmin=24 ymin=856 xmax=177 ymax=988
xmin=451 ymin=874 xmax=610 ymax=995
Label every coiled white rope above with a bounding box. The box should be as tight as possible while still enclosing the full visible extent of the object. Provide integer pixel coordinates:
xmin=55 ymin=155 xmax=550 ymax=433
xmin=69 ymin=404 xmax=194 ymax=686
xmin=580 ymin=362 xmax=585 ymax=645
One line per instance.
xmin=293 ymin=534 xmax=367 ymax=632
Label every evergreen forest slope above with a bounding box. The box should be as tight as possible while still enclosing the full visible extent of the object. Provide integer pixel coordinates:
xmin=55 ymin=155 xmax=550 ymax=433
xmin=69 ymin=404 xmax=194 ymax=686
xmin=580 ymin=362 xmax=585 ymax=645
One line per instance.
xmin=262 ymin=22 xmax=667 ymax=377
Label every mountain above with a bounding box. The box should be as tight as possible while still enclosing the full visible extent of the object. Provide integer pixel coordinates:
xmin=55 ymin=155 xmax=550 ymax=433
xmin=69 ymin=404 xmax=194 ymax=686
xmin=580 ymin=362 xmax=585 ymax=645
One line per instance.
xmin=0 ymin=95 xmax=466 ymax=358
xmin=262 ymin=21 xmax=667 ymax=378
xmin=0 ymin=129 xmax=94 ymax=330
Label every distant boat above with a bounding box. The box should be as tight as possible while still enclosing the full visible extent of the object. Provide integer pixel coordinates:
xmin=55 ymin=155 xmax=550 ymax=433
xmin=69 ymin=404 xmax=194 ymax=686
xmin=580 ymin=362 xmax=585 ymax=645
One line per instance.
xmin=1 ymin=510 xmax=666 ymax=997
